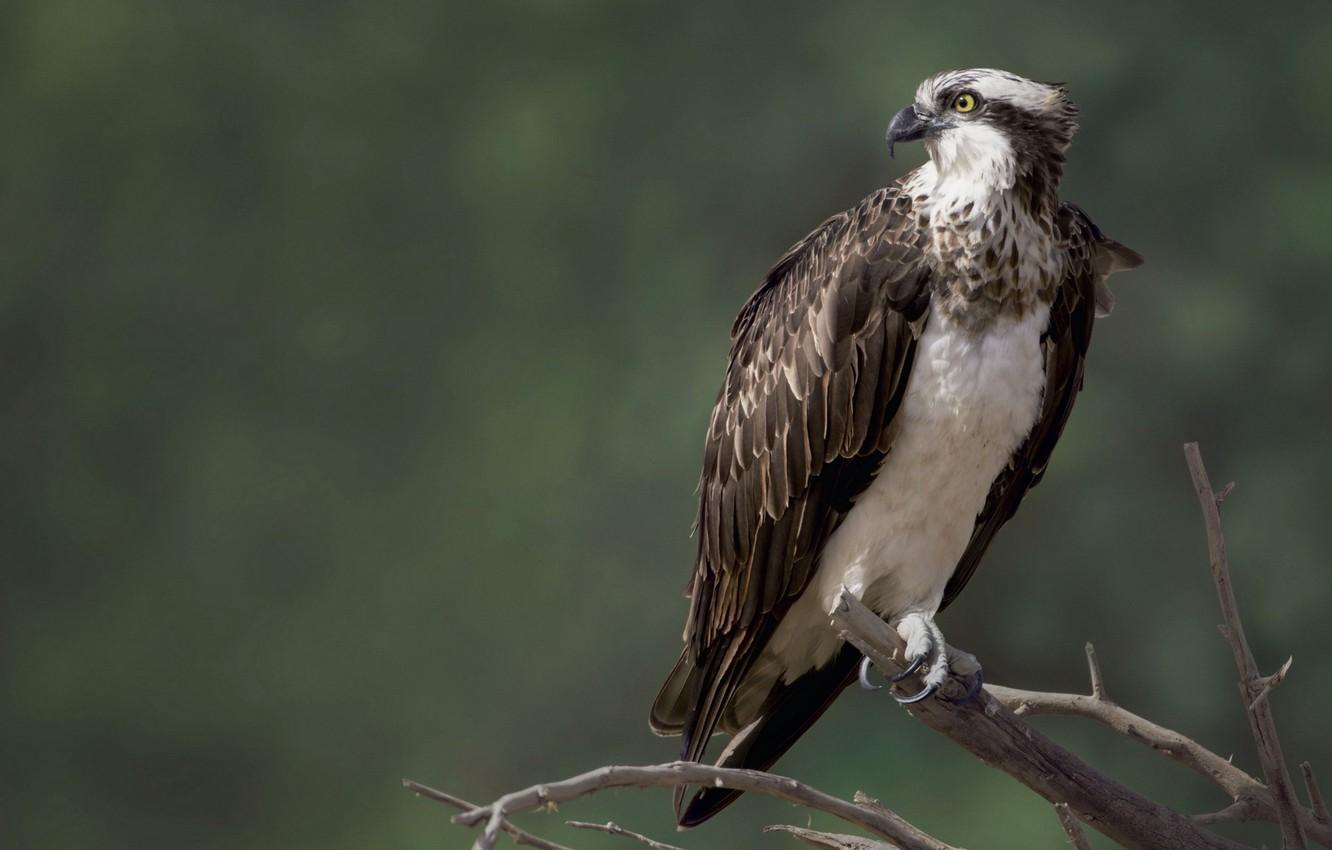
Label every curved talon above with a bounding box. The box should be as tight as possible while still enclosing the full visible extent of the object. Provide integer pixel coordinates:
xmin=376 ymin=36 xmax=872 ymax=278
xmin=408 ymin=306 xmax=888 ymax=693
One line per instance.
xmin=890 ymin=656 xmax=925 ymax=683
xmin=857 ymin=655 xmax=883 ymax=691
xmin=893 ymin=682 xmax=937 ymax=705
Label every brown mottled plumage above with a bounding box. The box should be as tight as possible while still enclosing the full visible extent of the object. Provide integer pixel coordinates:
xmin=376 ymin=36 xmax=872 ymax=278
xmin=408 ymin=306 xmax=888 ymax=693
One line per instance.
xmin=651 ymin=69 xmax=1142 ymax=826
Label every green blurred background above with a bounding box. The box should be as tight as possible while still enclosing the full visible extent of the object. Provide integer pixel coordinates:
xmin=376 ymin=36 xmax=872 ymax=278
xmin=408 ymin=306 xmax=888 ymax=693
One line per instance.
xmin=4 ymin=2 xmax=1330 ymax=848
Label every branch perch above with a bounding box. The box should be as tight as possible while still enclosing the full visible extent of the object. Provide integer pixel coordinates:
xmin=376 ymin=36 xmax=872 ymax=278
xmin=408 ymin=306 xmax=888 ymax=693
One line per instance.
xmin=832 ymin=589 xmax=1249 ymax=850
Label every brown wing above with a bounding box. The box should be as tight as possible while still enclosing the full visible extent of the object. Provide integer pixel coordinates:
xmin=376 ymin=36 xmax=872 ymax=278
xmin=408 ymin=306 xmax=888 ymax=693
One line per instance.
xmin=657 ymin=185 xmax=931 ymax=768
xmin=940 ymin=202 xmax=1143 ymax=610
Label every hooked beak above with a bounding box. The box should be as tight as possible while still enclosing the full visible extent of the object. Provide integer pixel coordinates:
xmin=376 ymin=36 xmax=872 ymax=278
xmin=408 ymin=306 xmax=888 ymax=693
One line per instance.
xmin=885 ymin=106 xmax=946 ymax=158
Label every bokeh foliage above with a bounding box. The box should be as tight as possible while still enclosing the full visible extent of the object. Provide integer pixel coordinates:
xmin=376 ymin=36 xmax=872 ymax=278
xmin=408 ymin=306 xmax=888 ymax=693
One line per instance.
xmin=3 ymin=2 xmax=1331 ymax=849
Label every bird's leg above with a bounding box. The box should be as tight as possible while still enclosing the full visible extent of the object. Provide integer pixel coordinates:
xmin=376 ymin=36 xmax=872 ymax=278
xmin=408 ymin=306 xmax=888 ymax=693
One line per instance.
xmin=891 ymin=610 xmax=949 ymax=703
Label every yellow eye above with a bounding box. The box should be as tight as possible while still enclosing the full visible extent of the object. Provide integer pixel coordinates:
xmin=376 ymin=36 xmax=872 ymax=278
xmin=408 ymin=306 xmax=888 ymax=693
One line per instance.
xmin=953 ymin=93 xmax=977 ymax=113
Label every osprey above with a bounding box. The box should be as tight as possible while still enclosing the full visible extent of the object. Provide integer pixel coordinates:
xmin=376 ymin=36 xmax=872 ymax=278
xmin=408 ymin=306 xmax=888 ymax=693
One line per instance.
xmin=650 ymin=69 xmax=1142 ymax=825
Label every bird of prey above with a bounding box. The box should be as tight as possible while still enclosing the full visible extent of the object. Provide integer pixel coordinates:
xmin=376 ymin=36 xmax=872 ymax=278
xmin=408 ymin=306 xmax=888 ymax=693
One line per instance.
xmin=650 ymin=68 xmax=1142 ymax=826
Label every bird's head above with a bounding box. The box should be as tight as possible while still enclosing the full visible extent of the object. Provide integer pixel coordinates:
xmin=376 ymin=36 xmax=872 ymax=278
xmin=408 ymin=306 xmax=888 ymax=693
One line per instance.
xmin=886 ymin=69 xmax=1078 ymax=192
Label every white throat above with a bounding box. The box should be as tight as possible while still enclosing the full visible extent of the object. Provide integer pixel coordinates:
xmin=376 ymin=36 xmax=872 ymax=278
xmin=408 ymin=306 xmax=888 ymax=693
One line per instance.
xmin=926 ymin=124 xmax=1016 ymax=202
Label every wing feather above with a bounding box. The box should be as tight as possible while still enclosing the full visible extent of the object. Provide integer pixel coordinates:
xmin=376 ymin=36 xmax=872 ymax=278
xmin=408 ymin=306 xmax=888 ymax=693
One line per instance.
xmin=669 ymin=185 xmax=930 ymax=770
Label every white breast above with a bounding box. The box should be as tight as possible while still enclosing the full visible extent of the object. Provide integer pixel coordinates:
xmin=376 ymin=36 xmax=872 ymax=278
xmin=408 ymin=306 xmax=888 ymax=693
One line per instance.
xmin=764 ymin=304 xmax=1050 ymax=681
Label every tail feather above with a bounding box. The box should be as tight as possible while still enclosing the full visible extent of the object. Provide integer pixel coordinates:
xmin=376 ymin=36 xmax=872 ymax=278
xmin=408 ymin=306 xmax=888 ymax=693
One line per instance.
xmin=649 ymin=649 xmax=693 ymax=736
xmin=677 ymin=644 xmax=862 ymax=827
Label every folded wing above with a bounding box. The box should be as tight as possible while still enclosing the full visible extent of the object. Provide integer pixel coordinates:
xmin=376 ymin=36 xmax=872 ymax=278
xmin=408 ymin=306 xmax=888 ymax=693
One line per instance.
xmin=651 ymin=185 xmax=932 ymax=823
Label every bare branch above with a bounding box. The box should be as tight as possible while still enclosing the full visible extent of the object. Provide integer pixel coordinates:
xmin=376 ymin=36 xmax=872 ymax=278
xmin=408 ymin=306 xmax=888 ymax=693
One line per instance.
xmin=1054 ymin=803 xmax=1093 ymax=850
xmin=765 ymin=824 xmax=899 ymax=850
xmin=982 ymin=683 xmax=1259 ymax=798
xmin=985 ymin=644 xmax=1330 ymax=844
xmin=1185 ymin=442 xmax=1308 ymax=850
xmin=401 ymin=779 xmax=576 ymax=850
xmin=833 ymin=589 xmax=1249 ymax=850
xmin=852 ymin=792 xmax=902 ymax=821
xmin=1302 ymin=763 xmax=1330 ymax=824
xmin=966 ymin=680 xmax=1332 ymax=847
xmin=1084 ymin=643 xmax=1109 ymax=702
xmin=566 ymin=821 xmax=687 ymax=850
xmin=446 ymin=762 xmax=957 ymax=850
xmin=1194 ymin=799 xmax=1267 ymax=827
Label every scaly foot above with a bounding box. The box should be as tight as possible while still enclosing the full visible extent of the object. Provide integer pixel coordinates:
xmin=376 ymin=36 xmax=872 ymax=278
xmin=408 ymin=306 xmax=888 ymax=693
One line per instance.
xmin=855 ymin=612 xmax=984 ymax=704
xmin=892 ymin=610 xmax=948 ymax=703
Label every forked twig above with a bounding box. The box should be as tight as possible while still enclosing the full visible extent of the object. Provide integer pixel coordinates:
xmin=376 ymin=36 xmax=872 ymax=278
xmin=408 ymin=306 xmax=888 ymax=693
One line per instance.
xmin=401 ymin=779 xmax=575 ymax=850
xmin=1185 ymin=442 xmax=1308 ymax=849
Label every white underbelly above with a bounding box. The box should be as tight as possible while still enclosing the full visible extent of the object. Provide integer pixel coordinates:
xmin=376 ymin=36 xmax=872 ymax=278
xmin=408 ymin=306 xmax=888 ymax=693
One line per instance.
xmin=765 ymin=305 xmax=1050 ymax=681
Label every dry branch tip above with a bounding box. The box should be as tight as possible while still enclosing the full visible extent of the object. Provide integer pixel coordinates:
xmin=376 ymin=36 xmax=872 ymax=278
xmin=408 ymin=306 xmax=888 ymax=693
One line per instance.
xmin=1055 ymin=803 xmax=1094 ymax=850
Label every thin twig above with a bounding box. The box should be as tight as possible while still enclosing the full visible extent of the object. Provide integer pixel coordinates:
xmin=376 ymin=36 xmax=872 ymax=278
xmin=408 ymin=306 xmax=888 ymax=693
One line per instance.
xmin=1084 ymin=642 xmax=1109 ymax=702
xmin=1054 ymin=803 xmax=1093 ymax=850
xmin=1185 ymin=442 xmax=1308 ymax=850
xmin=1302 ymin=763 xmax=1330 ymax=824
xmin=1248 ymin=657 xmax=1294 ymax=712
xmin=448 ymin=762 xmax=957 ymax=850
xmin=401 ymin=779 xmax=576 ymax=850
xmin=765 ymin=824 xmax=899 ymax=850
xmin=566 ymin=820 xmax=687 ymax=850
